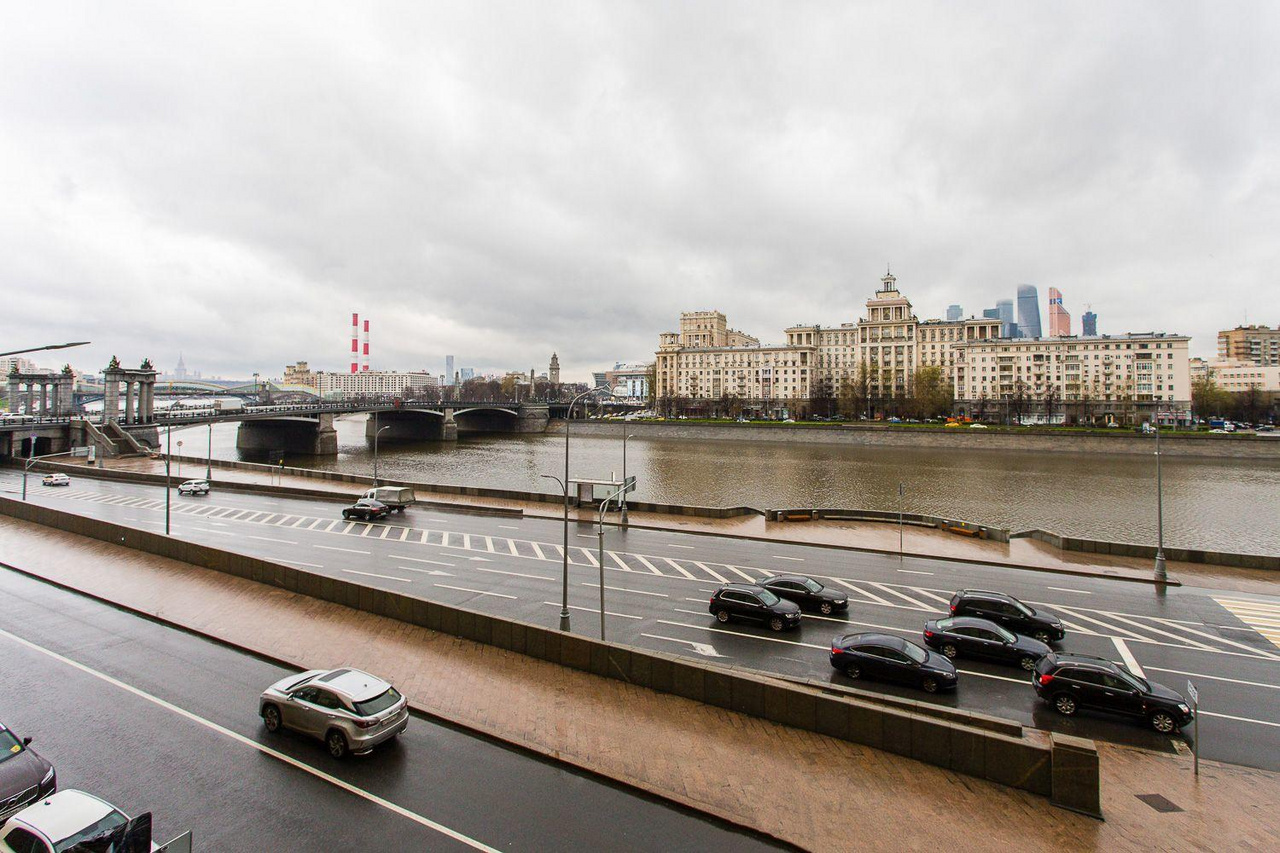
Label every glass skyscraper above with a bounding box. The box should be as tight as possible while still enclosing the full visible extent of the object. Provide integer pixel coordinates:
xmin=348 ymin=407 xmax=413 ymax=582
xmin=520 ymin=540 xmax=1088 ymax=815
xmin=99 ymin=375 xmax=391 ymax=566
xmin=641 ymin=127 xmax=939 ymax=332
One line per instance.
xmin=1016 ymin=285 xmax=1042 ymax=338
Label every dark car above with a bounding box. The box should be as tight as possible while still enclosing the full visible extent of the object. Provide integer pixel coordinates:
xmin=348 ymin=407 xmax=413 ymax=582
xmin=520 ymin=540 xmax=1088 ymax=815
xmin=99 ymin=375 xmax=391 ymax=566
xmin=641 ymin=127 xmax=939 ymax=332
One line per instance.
xmin=1033 ymin=653 xmax=1193 ymax=733
xmin=342 ymin=499 xmax=389 ymax=521
xmin=0 ymin=723 xmax=56 ymax=823
xmin=948 ymin=589 xmax=1064 ymax=644
xmin=830 ymin=632 xmax=958 ymax=693
xmin=708 ymin=583 xmax=802 ymax=632
xmin=759 ymin=575 xmax=848 ymax=615
xmin=923 ymin=616 xmax=1050 ymax=671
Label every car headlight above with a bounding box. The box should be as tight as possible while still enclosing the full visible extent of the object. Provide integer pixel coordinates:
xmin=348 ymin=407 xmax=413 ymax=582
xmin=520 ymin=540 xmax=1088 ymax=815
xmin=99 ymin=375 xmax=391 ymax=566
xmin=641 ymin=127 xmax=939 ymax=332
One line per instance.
xmin=1177 ymin=703 xmax=1190 ymax=714
xmin=42 ymin=765 xmax=55 ymax=785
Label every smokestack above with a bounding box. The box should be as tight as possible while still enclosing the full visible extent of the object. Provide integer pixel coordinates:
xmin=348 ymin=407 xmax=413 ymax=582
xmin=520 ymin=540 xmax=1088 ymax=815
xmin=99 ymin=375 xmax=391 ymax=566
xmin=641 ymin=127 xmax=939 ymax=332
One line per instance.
xmin=350 ymin=313 xmax=359 ymax=374
xmin=362 ymin=319 xmax=370 ymax=372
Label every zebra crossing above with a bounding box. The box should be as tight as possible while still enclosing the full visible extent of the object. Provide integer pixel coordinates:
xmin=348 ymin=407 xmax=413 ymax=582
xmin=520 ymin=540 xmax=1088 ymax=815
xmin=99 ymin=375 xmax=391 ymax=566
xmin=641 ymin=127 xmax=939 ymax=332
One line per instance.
xmin=40 ymin=486 xmax=1280 ymax=661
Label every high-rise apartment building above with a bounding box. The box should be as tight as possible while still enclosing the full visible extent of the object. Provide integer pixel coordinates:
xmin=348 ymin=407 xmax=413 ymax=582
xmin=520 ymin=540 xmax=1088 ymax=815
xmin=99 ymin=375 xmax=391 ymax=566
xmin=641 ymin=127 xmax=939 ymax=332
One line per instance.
xmin=445 ymin=355 xmax=455 ymax=385
xmin=1218 ymin=325 xmax=1280 ymax=366
xmin=946 ymin=305 xmax=963 ymax=322
xmin=1047 ymin=287 xmax=1071 ymax=336
xmin=1082 ymin=310 xmax=1097 ymax=336
xmin=996 ymin=299 xmax=1017 ymax=339
xmin=1016 ymin=285 xmax=1042 ymax=338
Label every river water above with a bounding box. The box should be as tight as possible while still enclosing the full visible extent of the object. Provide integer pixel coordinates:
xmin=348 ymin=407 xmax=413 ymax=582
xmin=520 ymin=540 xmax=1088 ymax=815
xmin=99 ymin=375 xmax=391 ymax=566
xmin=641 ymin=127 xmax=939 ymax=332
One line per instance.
xmin=174 ymin=415 xmax=1280 ymax=555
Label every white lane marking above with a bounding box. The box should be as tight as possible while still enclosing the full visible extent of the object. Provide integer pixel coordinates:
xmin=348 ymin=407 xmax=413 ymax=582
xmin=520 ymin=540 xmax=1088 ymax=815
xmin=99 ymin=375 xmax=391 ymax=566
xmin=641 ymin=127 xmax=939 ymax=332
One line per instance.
xmin=726 ymin=565 xmax=756 ymax=582
xmin=1139 ymin=615 xmax=1280 ymax=660
xmin=282 ymin=561 xmax=324 ymax=569
xmin=1047 ymin=587 xmax=1091 ymax=595
xmin=436 ymin=584 xmax=517 ymax=599
xmin=771 ymin=555 xmax=804 ymax=561
xmin=398 ymin=567 xmax=452 ymax=576
xmin=692 ymin=561 xmax=729 ymax=583
xmin=477 ymin=567 xmax=553 ymax=582
xmin=829 ymin=579 xmax=893 ymax=606
xmin=684 ymin=598 xmax=710 ymax=604
xmin=580 ymin=549 xmax=599 ymax=568
xmin=908 ymin=587 xmax=952 ymax=605
xmin=1047 ymin=604 xmax=1149 ymax=642
xmin=531 ymin=542 xmax=547 ymax=560
xmin=359 ymin=524 xmax=375 ymax=538
xmin=289 ymin=516 xmax=309 ymax=528
xmin=668 ymin=544 xmax=695 ymax=550
xmin=641 ymin=634 xmax=725 ymax=657
xmin=1112 ymin=638 xmax=1145 ymax=678
xmin=191 ymin=528 xmax=234 ymax=536
xmin=245 ymin=535 xmax=298 ymax=545
xmin=1098 ymin=612 xmax=1219 ymax=652
xmin=1199 ymin=711 xmax=1280 ymax=728
xmin=0 ymin=627 xmax=500 ymax=852
xmin=576 ymin=534 xmax=596 ymax=540
xmin=323 ymin=520 xmax=339 ymax=532
xmin=897 ymin=569 xmax=934 ymax=575
xmin=498 ymin=525 xmax=519 ymax=530
xmin=314 ymin=545 xmax=371 ymax=555
xmin=869 ymin=583 xmax=935 ymax=611
xmin=305 ymin=518 xmax=323 ymax=530
xmin=543 ymin=602 xmax=642 ymax=620
xmin=656 ymin=619 xmax=827 ymax=649
xmin=634 ymin=555 xmax=663 ymax=575
xmin=662 ymin=558 xmax=697 ymax=580
xmin=483 ymin=536 xmax=495 ymax=552
xmin=586 ymin=583 xmax=668 ymax=598
xmin=607 ymin=551 xmax=631 ymax=571
xmin=390 ymin=555 xmax=455 ymax=567
xmin=507 ymin=539 xmax=520 ymax=556
xmin=1144 ymin=667 xmax=1280 ymax=690
xmin=343 ymin=569 xmax=412 ymax=583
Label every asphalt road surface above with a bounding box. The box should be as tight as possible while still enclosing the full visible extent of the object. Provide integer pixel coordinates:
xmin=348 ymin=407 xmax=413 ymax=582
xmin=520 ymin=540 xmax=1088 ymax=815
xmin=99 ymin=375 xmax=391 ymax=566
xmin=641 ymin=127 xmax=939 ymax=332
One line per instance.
xmin=0 ymin=565 xmax=792 ymax=851
xmin=6 ymin=471 xmax=1280 ymax=771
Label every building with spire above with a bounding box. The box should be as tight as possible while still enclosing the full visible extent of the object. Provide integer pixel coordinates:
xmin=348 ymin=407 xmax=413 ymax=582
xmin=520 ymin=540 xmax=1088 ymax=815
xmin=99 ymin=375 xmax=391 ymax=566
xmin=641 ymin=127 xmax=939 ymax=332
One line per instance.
xmin=173 ymin=353 xmax=188 ymax=381
xmin=549 ymin=352 xmax=561 ymax=385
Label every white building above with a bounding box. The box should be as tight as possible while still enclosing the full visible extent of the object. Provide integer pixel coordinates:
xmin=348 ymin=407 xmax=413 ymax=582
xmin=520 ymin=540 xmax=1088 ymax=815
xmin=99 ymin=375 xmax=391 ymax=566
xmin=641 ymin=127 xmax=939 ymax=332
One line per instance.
xmin=314 ymin=370 xmax=438 ymax=399
xmin=1190 ymin=358 xmax=1280 ymax=392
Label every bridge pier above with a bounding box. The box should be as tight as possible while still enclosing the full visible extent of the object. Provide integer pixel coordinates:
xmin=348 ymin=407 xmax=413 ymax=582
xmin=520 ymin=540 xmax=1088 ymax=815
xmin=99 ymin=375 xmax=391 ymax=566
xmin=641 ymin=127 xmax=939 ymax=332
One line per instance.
xmin=236 ymin=414 xmax=338 ymax=457
xmin=365 ymin=410 xmax=456 ymax=442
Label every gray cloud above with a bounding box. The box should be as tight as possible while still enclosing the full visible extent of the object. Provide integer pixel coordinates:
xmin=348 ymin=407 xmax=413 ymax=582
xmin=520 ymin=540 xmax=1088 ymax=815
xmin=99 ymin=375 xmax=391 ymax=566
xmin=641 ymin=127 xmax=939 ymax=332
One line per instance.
xmin=2 ymin=1 xmax=1277 ymax=379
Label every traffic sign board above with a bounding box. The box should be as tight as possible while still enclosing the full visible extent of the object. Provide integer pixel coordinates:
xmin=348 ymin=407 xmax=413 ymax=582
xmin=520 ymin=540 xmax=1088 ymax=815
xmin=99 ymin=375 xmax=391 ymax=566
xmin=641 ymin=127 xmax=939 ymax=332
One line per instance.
xmin=1186 ymin=680 xmax=1198 ymax=704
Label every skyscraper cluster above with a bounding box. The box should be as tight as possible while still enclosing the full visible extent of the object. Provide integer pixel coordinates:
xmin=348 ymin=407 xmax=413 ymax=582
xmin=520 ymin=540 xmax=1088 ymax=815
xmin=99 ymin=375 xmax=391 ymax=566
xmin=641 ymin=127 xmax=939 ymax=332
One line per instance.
xmin=977 ymin=285 xmax=1093 ymax=339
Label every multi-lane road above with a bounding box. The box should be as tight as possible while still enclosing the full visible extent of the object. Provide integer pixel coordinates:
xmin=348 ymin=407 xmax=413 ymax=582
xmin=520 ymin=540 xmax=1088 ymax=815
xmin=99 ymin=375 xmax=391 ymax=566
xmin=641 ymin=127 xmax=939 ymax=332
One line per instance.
xmin=0 ymin=564 xmax=788 ymax=850
xmin=6 ymin=470 xmax=1280 ymax=771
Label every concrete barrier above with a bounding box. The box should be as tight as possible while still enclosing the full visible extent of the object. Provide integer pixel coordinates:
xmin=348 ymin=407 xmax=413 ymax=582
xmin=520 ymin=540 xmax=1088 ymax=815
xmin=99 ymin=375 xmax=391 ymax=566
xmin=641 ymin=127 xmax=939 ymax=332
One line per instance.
xmin=0 ymin=495 xmax=1097 ymax=809
xmin=773 ymin=508 xmax=1010 ymax=543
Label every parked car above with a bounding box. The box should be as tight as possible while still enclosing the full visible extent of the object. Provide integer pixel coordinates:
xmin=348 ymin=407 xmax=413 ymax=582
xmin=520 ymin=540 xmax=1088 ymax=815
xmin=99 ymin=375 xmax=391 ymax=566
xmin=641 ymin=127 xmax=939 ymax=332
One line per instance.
xmin=922 ymin=616 xmax=1050 ymax=671
xmin=968 ymin=423 xmax=988 ymax=429
xmin=0 ymin=789 xmax=165 ymax=852
xmin=39 ymin=474 xmax=69 ymax=487
xmin=0 ymin=724 xmax=55 ymax=823
xmin=342 ymin=499 xmax=389 ymax=521
xmin=360 ymin=486 xmax=415 ymax=513
xmin=948 ymin=589 xmax=1065 ymax=644
xmin=758 ymin=575 xmax=848 ymax=615
xmin=708 ymin=583 xmax=802 ymax=632
xmin=1033 ymin=653 xmax=1193 ymax=733
xmin=259 ymin=668 xmax=409 ymax=758
xmin=177 ymin=478 xmax=210 ymax=496
xmin=830 ymin=633 xmax=958 ymax=693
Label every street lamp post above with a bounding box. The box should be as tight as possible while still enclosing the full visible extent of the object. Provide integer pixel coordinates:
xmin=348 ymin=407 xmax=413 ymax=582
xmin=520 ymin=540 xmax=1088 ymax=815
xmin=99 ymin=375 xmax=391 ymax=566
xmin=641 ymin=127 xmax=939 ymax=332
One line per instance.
xmin=372 ymin=412 xmax=390 ymax=485
xmin=621 ymin=429 xmax=635 ymax=526
xmin=165 ymin=426 xmax=172 ymax=536
xmin=1153 ymin=408 xmax=1167 ymax=583
xmin=206 ymin=421 xmax=213 ymax=481
xmin=176 ymin=440 xmax=183 ymax=478
xmin=21 ymin=435 xmax=34 ymax=500
xmin=898 ymin=481 xmax=905 ymax=568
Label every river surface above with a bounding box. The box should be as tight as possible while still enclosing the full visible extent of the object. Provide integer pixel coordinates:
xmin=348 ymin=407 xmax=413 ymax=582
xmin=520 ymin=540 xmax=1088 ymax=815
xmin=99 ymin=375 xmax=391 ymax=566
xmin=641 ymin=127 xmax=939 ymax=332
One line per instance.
xmin=171 ymin=415 xmax=1280 ymax=555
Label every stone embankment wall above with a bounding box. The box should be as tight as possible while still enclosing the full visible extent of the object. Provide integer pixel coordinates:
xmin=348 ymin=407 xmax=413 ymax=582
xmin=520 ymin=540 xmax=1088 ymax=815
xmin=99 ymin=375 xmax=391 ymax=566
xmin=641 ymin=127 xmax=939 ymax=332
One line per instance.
xmin=564 ymin=420 xmax=1280 ymax=459
xmin=0 ymin=495 xmax=1100 ymax=816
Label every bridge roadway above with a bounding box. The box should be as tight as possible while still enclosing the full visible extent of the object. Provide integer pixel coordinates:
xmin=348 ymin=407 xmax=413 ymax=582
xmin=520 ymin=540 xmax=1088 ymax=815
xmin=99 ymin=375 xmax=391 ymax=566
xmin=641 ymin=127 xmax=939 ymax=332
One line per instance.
xmin=6 ymin=471 xmax=1280 ymax=771
xmin=0 ymin=566 xmax=784 ymax=851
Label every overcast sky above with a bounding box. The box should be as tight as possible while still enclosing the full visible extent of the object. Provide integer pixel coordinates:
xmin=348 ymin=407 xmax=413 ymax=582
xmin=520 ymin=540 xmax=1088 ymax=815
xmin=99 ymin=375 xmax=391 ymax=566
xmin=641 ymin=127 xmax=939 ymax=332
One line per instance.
xmin=2 ymin=2 xmax=1277 ymax=380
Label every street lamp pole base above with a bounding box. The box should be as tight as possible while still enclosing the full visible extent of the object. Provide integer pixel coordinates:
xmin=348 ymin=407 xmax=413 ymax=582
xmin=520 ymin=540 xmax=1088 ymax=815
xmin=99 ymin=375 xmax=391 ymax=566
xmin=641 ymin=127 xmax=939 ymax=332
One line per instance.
xmin=1154 ymin=553 xmax=1168 ymax=583
xmin=559 ymin=611 xmax=571 ymax=632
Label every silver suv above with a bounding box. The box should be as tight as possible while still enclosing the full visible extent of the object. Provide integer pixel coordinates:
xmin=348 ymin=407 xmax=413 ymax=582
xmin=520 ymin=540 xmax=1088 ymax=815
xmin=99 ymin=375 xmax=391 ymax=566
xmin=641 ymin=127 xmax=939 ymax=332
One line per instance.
xmin=259 ymin=668 xmax=409 ymax=758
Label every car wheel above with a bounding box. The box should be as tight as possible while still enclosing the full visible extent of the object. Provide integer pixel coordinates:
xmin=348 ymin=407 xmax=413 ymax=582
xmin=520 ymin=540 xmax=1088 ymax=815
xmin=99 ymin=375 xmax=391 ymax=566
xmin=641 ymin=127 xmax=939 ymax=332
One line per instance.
xmin=1150 ymin=711 xmax=1177 ymax=734
xmin=326 ymin=729 xmax=349 ymax=759
xmin=844 ymin=663 xmax=861 ymax=680
xmin=941 ymin=643 xmax=959 ymax=659
xmin=715 ymin=609 xmax=730 ymax=623
xmin=1019 ymin=656 xmax=1037 ymax=671
xmin=1053 ymin=693 xmax=1077 ymax=716
xmin=262 ymin=704 xmax=282 ymax=733
xmin=820 ymin=602 xmax=833 ymax=615
xmin=922 ymin=677 xmax=939 ymax=694
xmin=1034 ymin=631 xmax=1053 ymax=644
xmin=769 ymin=616 xmax=784 ymax=632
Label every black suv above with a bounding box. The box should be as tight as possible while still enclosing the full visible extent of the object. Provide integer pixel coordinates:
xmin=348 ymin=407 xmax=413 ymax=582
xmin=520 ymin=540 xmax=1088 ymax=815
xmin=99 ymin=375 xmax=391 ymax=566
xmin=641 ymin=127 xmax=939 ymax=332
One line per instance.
xmin=948 ymin=589 xmax=1064 ymax=644
xmin=758 ymin=575 xmax=848 ymax=615
xmin=708 ymin=584 xmax=802 ymax=632
xmin=0 ymin=723 xmax=56 ymax=823
xmin=1033 ymin=653 xmax=1193 ymax=733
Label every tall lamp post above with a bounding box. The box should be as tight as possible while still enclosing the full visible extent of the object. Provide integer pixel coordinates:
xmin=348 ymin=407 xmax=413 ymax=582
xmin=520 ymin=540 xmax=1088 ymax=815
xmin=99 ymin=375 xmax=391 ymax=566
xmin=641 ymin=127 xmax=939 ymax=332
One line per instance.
xmin=898 ymin=481 xmax=905 ymax=568
xmin=372 ymin=412 xmax=390 ymax=485
xmin=1153 ymin=407 xmax=1167 ymax=583
xmin=206 ymin=420 xmax=213 ymax=481
xmin=164 ymin=425 xmax=172 ymax=535
xmin=621 ymin=430 xmax=635 ymax=526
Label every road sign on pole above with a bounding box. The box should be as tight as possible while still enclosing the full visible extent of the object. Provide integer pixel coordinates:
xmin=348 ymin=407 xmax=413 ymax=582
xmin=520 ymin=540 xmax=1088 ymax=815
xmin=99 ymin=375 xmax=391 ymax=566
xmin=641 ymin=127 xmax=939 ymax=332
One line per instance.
xmin=1186 ymin=680 xmax=1199 ymax=777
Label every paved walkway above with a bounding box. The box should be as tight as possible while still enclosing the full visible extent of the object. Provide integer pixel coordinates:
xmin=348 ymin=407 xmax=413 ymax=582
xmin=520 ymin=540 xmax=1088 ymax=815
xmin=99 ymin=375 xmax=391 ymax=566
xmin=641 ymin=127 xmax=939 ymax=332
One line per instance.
xmin=2 ymin=515 xmax=1276 ymax=851
xmin=58 ymin=455 xmax=1280 ymax=595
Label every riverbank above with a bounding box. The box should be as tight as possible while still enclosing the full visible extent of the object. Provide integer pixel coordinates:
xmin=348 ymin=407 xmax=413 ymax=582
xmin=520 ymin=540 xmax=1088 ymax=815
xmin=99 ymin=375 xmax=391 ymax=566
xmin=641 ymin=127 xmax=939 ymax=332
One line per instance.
xmin=559 ymin=420 xmax=1280 ymax=458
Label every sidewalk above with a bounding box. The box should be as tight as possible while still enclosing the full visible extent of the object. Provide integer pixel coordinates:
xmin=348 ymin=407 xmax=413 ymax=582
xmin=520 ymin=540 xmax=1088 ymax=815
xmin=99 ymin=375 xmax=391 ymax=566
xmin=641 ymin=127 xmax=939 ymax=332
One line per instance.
xmin=2 ymin=515 xmax=1276 ymax=851
xmin=72 ymin=455 xmax=1280 ymax=595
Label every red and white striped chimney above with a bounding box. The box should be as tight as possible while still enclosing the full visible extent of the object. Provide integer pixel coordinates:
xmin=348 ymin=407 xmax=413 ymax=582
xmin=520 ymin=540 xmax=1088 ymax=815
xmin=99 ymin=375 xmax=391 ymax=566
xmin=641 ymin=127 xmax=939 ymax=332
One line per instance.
xmin=362 ymin=319 xmax=370 ymax=372
xmin=350 ymin=313 xmax=360 ymax=373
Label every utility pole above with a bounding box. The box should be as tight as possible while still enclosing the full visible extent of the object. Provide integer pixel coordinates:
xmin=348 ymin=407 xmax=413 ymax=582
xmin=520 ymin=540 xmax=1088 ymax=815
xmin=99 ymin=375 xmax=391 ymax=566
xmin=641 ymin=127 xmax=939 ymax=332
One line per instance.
xmin=1154 ymin=406 xmax=1167 ymax=582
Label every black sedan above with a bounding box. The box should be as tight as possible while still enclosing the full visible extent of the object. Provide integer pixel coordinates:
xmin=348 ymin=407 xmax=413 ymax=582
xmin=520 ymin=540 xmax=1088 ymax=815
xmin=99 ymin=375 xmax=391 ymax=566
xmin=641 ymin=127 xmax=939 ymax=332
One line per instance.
xmin=0 ymin=723 xmax=56 ymax=823
xmin=342 ymin=499 xmax=389 ymax=521
xmin=922 ymin=616 xmax=1050 ymax=671
xmin=708 ymin=583 xmax=802 ymax=632
xmin=759 ymin=575 xmax=848 ymax=615
xmin=829 ymin=633 xmax=958 ymax=693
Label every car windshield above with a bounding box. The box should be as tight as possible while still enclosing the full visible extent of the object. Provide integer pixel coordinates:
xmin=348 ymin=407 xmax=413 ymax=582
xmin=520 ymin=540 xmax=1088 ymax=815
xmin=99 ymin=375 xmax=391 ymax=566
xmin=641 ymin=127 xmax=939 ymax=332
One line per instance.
xmin=1012 ymin=599 xmax=1035 ymax=616
xmin=54 ymin=810 xmax=129 ymax=852
xmin=1119 ymin=671 xmax=1150 ymax=692
xmin=802 ymin=578 xmax=822 ymax=593
xmin=353 ymin=687 xmax=402 ymax=717
xmin=757 ymin=589 xmax=781 ymax=606
xmin=0 ymin=729 xmax=23 ymax=763
xmin=287 ymin=673 xmax=317 ymax=691
xmin=901 ymin=642 xmax=927 ymax=664
xmin=992 ymin=624 xmax=1017 ymax=642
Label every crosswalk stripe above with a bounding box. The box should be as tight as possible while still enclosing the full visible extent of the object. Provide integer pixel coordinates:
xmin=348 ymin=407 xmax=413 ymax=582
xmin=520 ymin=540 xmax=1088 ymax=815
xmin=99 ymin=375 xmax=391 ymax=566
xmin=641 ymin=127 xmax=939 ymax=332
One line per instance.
xmin=692 ymin=561 xmax=728 ymax=583
xmin=633 ymin=555 xmax=663 ymax=575
xmin=1213 ymin=598 xmax=1280 ymax=652
xmin=869 ymin=583 xmax=935 ymax=611
xmin=726 ymin=565 xmax=756 ymax=582
xmin=830 ymin=579 xmax=892 ymax=606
